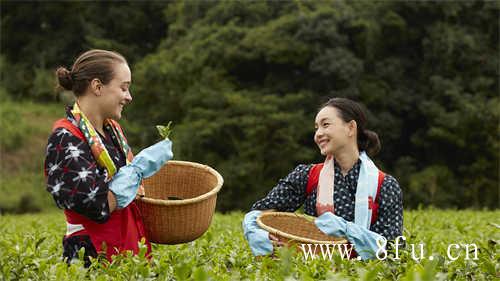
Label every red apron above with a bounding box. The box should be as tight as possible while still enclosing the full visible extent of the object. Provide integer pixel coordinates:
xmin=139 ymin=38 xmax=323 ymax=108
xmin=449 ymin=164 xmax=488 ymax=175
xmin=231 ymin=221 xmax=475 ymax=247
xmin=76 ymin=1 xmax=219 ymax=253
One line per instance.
xmin=64 ymin=205 xmax=151 ymax=261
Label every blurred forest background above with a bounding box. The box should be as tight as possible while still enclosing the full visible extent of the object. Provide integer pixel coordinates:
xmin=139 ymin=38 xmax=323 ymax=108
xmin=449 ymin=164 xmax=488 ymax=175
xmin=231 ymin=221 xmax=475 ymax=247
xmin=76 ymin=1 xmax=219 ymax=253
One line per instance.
xmin=0 ymin=1 xmax=498 ymax=214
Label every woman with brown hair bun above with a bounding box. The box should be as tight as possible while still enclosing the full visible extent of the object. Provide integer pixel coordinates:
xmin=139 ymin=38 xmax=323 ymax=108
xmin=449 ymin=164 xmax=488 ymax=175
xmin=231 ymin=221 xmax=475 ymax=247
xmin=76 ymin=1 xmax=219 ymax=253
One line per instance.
xmin=45 ymin=49 xmax=173 ymax=265
xmin=243 ymin=97 xmax=403 ymax=260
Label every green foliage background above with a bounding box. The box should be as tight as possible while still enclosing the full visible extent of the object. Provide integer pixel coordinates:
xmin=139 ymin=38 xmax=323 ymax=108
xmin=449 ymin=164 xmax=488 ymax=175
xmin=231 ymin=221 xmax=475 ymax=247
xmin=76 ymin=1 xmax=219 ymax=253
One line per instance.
xmin=0 ymin=1 xmax=498 ymax=212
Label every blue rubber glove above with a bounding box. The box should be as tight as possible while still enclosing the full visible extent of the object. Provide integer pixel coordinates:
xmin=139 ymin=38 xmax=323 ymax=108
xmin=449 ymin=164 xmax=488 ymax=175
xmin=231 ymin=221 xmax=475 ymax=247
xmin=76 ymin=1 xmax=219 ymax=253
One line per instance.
xmin=315 ymin=212 xmax=386 ymax=260
xmin=242 ymin=210 xmax=273 ymax=256
xmin=109 ymin=139 xmax=173 ymax=208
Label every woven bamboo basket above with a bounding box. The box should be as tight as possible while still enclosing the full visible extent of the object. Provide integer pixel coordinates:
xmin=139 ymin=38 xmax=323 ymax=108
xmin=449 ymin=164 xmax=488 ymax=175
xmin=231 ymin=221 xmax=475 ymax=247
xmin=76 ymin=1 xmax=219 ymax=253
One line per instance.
xmin=257 ymin=212 xmax=348 ymax=252
xmin=136 ymin=160 xmax=223 ymax=244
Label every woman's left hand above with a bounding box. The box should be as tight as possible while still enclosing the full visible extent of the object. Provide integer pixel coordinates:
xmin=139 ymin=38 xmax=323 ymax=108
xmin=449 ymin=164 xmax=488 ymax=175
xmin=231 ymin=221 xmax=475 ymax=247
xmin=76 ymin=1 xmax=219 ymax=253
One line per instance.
xmin=269 ymin=233 xmax=288 ymax=248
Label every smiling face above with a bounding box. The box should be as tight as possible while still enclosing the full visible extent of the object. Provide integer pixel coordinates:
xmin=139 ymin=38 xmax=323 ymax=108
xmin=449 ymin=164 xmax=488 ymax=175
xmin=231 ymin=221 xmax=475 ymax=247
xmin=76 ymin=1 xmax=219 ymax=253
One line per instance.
xmin=98 ymin=63 xmax=132 ymax=120
xmin=314 ymin=106 xmax=356 ymax=156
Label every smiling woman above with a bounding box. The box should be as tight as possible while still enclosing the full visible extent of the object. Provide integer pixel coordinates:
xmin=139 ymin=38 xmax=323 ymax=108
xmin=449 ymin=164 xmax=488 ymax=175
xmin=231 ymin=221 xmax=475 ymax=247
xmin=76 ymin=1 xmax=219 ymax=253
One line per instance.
xmin=56 ymin=50 xmax=132 ymax=134
xmin=243 ymin=98 xmax=403 ymax=260
xmin=44 ymin=49 xmax=173 ymax=266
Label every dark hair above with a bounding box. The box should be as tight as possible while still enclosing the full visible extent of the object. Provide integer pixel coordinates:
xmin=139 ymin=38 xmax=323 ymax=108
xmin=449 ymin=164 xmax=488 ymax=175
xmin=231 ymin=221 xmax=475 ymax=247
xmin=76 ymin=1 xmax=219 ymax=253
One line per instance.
xmin=321 ymin=97 xmax=381 ymax=157
xmin=56 ymin=49 xmax=127 ymax=96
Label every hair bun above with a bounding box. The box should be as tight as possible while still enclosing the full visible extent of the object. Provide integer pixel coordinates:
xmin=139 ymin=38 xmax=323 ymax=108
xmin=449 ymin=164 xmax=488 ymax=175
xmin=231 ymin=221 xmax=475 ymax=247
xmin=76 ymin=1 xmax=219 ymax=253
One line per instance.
xmin=362 ymin=129 xmax=381 ymax=157
xmin=56 ymin=67 xmax=73 ymax=91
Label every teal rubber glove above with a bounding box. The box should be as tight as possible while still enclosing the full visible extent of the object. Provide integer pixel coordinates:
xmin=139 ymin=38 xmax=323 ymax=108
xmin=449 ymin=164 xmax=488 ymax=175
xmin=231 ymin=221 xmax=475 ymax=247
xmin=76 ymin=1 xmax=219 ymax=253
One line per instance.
xmin=315 ymin=212 xmax=386 ymax=260
xmin=109 ymin=139 xmax=173 ymax=208
xmin=242 ymin=210 xmax=273 ymax=256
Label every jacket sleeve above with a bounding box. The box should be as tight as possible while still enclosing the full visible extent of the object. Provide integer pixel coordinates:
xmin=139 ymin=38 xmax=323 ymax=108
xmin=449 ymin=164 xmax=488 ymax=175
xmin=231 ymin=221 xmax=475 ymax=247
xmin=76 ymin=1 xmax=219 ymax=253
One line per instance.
xmin=370 ymin=175 xmax=403 ymax=240
xmin=44 ymin=128 xmax=111 ymax=223
xmin=251 ymin=164 xmax=312 ymax=212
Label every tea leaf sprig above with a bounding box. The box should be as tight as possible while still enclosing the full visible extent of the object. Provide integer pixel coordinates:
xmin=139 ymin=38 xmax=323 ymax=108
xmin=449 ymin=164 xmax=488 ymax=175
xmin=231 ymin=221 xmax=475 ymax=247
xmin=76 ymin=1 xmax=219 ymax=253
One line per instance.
xmin=156 ymin=121 xmax=173 ymax=140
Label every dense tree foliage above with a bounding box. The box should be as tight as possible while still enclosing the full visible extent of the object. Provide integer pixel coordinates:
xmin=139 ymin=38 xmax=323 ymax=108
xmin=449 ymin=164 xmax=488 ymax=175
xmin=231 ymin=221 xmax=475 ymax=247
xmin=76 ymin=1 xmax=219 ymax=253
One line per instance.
xmin=1 ymin=1 xmax=498 ymax=211
xmin=1 ymin=1 xmax=169 ymax=100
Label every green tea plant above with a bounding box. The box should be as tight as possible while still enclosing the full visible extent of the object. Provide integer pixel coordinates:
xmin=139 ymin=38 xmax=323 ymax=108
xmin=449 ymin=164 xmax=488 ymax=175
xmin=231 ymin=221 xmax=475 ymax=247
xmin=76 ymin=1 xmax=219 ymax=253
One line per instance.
xmin=0 ymin=210 xmax=498 ymax=280
xmin=156 ymin=121 xmax=173 ymax=140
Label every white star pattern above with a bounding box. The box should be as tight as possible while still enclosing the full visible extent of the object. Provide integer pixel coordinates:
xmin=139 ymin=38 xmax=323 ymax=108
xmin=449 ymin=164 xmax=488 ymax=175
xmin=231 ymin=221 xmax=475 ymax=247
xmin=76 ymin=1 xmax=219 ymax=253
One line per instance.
xmin=46 ymin=143 xmax=53 ymax=156
xmin=65 ymin=142 xmax=84 ymax=160
xmin=72 ymin=167 xmax=93 ymax=183
xmin=48 ymin=179 xmax=64 ymax=194
xmin=47 ymin=161 xmax=61 ymax=176
xmin=45 ymin=126 xmax=126 ymax=224
xmin=82 ymin=187 xmax=99 ymax=204
xmin=100 ymin=203 xmax=108 ymax=217
xmin=56 ymin=128 xmax=71 ymax=137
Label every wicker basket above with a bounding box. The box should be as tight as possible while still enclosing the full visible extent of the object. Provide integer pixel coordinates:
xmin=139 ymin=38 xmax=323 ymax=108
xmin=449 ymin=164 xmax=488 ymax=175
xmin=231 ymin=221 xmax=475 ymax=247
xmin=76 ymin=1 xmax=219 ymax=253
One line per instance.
xmin=257 ymin=212 xmax=347 ymax=251
xmin=135 ymin=160 xmax=223 ymax=244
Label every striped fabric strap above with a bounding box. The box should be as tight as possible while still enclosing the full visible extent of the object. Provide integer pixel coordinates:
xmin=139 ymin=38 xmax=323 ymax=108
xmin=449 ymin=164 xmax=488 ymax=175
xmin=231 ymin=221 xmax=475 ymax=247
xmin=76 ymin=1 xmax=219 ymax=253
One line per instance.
xmin=71 ymin=102 xmax=124 ymax=179
xmin=316 ymin=155 xmax=335 ymax=216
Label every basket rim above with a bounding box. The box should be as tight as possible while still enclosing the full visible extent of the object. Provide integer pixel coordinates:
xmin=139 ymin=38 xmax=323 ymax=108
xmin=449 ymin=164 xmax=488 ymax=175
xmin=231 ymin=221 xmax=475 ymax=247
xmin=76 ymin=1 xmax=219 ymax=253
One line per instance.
xmin=256 ymin=211 xmax=348 ymax=244
xmin=136 ymin=160 xmax=224 ymax=206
